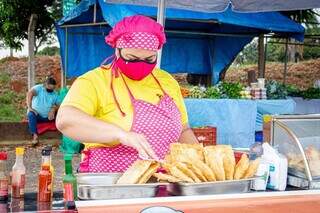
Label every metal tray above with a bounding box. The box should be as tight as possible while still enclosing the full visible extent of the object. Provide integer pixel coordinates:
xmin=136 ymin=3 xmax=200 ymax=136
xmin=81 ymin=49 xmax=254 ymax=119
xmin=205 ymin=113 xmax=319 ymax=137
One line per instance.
xmin=77 ymin=173 xmax=168 ymax=200
xmin=167 ymin=178 xmax=255 ymax=196
xmin=288 ymin=167 xmax=320 ymax=180
xmin=287 ymin=175 xmax=320 ymax=189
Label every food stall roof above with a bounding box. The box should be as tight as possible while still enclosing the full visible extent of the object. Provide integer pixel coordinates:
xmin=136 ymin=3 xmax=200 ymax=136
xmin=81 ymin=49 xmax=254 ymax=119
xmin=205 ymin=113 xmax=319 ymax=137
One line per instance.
xmin=56 ymin=0 xmax=304 ymax=84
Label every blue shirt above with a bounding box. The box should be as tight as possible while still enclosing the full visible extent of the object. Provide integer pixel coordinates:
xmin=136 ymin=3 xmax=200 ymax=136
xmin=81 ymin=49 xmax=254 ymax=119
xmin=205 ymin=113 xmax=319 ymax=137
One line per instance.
xmin=31 ymin=84 xmax=60 ymax=118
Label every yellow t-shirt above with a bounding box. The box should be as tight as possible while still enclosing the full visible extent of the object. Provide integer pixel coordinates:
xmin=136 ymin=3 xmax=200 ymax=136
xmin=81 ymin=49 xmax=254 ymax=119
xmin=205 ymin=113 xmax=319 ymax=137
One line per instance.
xmin=61 ymin=67 xmax=188 ymax=148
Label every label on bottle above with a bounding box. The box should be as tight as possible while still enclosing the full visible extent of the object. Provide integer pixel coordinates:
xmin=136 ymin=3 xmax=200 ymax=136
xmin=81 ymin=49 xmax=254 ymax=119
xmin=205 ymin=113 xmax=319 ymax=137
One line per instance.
xmin=20 ymin=175 xmax=25 ymax=196
xmin=63 ymin=183 xmax=74 ymax=202
xmin=0 ymin=179 xmax=8 ymax=197
xmin=12 ymin=174 xmax=25 ymax=198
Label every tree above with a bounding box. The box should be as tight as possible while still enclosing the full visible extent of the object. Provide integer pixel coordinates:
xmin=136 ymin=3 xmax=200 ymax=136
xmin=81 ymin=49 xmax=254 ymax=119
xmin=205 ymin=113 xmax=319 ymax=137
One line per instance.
xmin=0 ymin=0 xmax=62 ymax=53
xmin=37 ymin=46 xmax=60 ymax=56
xmin=281 ymin=9 xmax=320 ymax=62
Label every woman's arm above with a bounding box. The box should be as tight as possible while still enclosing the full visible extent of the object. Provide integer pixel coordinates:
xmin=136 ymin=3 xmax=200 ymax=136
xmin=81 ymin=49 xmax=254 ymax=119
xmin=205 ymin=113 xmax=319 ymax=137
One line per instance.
xmin=178 ymin=124 xmax=199 ymax=144
xmin=56 ymin=106 xmax=157 ymax=159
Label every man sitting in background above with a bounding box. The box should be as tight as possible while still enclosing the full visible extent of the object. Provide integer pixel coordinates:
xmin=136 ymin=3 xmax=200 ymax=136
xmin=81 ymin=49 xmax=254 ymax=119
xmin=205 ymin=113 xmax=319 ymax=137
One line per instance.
xmin=26 ymin=77 xmax=60 ymax=144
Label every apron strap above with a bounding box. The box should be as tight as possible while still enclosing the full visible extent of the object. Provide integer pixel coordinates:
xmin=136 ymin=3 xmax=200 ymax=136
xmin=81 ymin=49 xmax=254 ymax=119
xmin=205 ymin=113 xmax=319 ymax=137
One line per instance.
xmin=109 ymin=70 xmax=168 ymax=117
xmin=151 ymin=72 xmax=167 ymax=96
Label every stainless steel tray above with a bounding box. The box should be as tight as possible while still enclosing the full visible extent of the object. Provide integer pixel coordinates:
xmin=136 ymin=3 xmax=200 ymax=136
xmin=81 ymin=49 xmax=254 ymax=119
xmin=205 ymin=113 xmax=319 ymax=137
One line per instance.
xmin=288 ymin=167 xmax=320 ymax=180
xmin=77 ymin=173 xmax=168 ymax=200
xmin=287 ymin=175 xmax=320 ymax=189
xmin=167 ymin=178 xmax=255 ymax=196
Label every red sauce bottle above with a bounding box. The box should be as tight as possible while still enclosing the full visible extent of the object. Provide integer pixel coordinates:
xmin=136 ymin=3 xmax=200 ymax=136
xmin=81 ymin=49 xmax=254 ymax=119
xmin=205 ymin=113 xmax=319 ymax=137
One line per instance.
xmin=37 ymin=149 xmax=52 ymax=202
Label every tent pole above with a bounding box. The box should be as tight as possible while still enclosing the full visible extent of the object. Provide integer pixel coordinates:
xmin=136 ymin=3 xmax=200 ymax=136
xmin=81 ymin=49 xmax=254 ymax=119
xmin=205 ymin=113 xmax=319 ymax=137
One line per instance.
xmin=258 ymin=34 xmax=265 ymax=78
xmin=93 ymin=3 xmax=97 ymax=23
xmin=156 ymin=0 xmax=166 ymax=68
xmin=283 ymin=37 xmax=289 ymax=85
xmin=60 ymin=22 xmax=108 ymax=28
xmin=263 ymin=37 xmax=268 ymax=78
xmin=62 ymin=27 xmax=68 ymax=88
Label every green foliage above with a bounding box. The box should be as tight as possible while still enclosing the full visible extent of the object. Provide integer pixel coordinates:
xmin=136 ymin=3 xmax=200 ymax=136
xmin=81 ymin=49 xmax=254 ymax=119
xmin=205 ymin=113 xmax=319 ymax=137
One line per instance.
xmin=217 ymin=82 xmax=244 ymax=99
xmin=189 ymin=86 xmax=206 ymax=98
xmin=266 ymin=80 xmax=288 ymax=99
xmin=205 ymin=87 xmax=221 ymax=99
xmin=0 ymin=0 xmax=63 ymax=51
xmin=234 ymin=40 xmax=258 ymax=65
xmin=37 ymin=46 xmax=60 ymax=56
xmin=0 ymin=90 xmax=24 ymax=122
xmin=0 ymin=72 xmax=10 ymax=85
xmin=266 ymin=80 xmax=320 ymax=100
xmin=0 ymin=72 xmax=25 ymax=121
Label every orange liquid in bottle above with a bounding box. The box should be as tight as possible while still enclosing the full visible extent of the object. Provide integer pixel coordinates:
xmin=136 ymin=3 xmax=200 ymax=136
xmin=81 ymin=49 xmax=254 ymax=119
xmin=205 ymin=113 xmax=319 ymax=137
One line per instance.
xmin=38 ymin=164 xmax=52 ymax=202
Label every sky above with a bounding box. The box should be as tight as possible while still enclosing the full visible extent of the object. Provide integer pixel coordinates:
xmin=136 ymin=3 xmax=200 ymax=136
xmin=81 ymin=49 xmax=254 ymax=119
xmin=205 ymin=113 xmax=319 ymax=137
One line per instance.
xmin=0 ymin=40 xmax=59 ymax=58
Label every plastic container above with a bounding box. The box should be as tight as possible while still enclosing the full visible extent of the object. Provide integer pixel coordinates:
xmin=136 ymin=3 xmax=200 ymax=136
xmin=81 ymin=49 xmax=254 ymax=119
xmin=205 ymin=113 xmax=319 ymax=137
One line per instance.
xmin=251 ymin=162 xmax=270 ymax=191
xmin=0 ymin=152 xmax=8 ymax=201
xmin=192 ymin=127 xmax=217 ymax=146
xmin=11 ymin=147 xmax=26 ymax=198
xmin=257 ymin=78 xmax=265 ymax=89
xmin=249 ymin=142 xmax=263 ymax=160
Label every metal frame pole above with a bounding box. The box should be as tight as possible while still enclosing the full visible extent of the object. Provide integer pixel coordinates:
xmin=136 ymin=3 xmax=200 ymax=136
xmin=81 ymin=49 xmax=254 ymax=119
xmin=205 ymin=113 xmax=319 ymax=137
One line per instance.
xmin=283 ymin=37 xmax=289 ymax=85
xmin=156 ymin=0 xmax=166 ymax=68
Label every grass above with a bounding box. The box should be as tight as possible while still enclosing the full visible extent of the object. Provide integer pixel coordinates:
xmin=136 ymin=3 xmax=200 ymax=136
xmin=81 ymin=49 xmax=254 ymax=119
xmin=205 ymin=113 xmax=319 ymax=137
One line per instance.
xmin=0 ymin=72 xmax=25 ymax=122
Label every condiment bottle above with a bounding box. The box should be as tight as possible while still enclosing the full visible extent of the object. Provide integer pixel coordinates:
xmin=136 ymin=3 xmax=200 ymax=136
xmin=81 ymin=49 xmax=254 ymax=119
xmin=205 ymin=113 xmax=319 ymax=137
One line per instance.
xmin=0 ymin=152 xmax=8 ymax=201
xmin=11 ymin=147 xmax=26 ymax=198
xmin=43 ymin=146 xmax=54 ymax=199
xmin=63 ymin=154 xmax=77 ymax=203
xmin=38 ymin=148 xmax=52 ymax=202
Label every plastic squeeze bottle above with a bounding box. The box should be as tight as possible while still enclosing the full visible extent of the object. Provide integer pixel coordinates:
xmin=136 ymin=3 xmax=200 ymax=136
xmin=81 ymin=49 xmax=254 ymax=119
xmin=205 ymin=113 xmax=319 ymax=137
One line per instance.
xmin=38 ymin=149 xmax=52 ymax=202
xmin=63 ymin=154 xmax=77 ymax=203
xmin=0 ymin=151 xmax=8 ymax=201
xmin=11 ymin=147 xmax=26 ymax=198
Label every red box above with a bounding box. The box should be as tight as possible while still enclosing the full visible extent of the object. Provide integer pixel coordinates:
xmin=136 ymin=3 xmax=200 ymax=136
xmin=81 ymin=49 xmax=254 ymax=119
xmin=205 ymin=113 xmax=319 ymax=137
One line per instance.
xmin=192 ymin=127 xmax=217 ymax=146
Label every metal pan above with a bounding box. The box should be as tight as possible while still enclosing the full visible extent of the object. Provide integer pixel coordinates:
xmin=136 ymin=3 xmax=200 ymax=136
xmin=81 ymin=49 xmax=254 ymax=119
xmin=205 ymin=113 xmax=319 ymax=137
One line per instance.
xmin=77 ymin=173 xmax=168 ymax=200
xmin=168 ymin=178 xmax=256 ymax=196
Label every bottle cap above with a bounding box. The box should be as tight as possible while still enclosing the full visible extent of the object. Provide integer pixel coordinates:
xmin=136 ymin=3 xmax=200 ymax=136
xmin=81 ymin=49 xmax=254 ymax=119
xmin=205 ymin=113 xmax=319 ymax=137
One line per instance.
xmin=43 ymin=146 xmax=52 ymax=152
xmin=263 ymin=115 xmax=272 ymax=123
xmin=16 ymin=147 xmax=24 ymax=155
xmin=41 ymin=149 xmax=51 ymax=156
xmin=0 ymin=152 xmax=7 ymax=160
xmin=66 ymin=201 xmax=76 ymax=210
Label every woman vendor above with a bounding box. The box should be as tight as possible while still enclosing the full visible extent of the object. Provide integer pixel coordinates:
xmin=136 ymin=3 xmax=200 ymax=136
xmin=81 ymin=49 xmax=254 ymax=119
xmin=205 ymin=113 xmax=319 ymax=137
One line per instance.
xmin=56 ymin=15 xmax=198 ymax=173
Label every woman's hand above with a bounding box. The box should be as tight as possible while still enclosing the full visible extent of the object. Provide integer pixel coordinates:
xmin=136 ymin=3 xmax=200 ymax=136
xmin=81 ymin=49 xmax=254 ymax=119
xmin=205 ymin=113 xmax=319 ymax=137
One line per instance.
xmin=118 ymin=131 xmax=158 ymax=160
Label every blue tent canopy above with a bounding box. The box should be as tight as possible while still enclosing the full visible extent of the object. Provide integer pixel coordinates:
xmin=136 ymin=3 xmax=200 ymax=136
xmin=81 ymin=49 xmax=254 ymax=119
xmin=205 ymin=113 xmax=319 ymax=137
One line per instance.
xmin=56 ymin=0 xmax=304 ymax=84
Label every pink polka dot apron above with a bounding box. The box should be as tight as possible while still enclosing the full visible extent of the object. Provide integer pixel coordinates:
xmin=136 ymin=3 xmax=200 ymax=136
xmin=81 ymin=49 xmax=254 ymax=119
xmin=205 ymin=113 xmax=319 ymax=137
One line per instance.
xmin=79 ymin=71 xmax=182 ymax=173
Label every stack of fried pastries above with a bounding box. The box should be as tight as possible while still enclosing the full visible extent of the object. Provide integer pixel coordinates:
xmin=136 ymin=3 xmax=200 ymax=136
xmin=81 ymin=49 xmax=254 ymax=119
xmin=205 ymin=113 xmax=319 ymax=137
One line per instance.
xmin=116 ymin=143 xmax=260 ymax=184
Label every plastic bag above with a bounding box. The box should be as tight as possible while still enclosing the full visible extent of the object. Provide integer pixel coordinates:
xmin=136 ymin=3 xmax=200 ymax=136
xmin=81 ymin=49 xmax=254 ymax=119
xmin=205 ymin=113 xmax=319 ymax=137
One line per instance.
xmin=261 ymin=143 xmax=288 ymax=191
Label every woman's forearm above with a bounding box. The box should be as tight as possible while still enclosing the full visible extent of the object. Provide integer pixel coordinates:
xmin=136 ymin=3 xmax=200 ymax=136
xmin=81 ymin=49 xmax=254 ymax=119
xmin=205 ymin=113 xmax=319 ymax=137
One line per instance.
xmin=56 ymin=106 xmax=126 ymax=144
xmin=178 ymin=125 xmax=199 ymax=144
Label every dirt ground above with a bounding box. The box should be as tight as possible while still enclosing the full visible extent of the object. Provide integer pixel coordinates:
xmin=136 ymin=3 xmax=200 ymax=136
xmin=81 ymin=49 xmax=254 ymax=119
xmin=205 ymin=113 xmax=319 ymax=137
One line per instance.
xmin=1 ymin=142 xmax=80 ymax=193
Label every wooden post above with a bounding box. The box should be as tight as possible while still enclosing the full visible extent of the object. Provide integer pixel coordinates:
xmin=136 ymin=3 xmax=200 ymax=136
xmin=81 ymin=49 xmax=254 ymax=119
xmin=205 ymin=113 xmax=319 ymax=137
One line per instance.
xmin=258 ymin=34 xmax=265 ymax=78
xmin=28 ymin=14 xmax=38 ymax=90
xmin=10 ymin=48 xmax=13 ymax=57
xmin=283 ymin=37 xmax=289 ymax=85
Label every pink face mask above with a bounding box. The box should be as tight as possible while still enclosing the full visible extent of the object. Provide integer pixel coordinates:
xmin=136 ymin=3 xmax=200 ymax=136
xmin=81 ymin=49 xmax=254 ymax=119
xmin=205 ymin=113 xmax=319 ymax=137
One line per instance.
xmin=115 ymin=53 xmax=157 ymax=81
